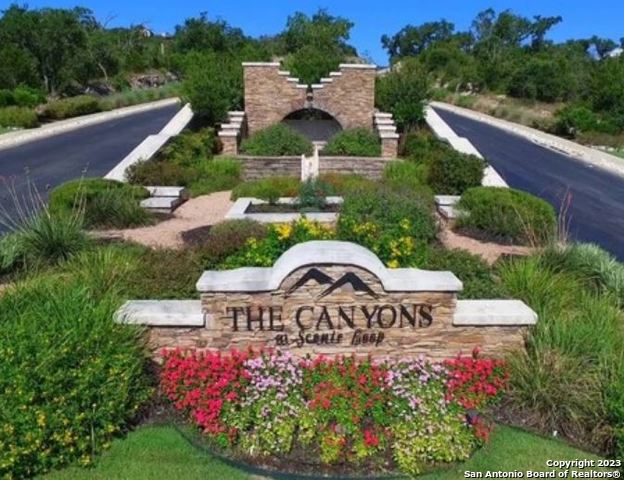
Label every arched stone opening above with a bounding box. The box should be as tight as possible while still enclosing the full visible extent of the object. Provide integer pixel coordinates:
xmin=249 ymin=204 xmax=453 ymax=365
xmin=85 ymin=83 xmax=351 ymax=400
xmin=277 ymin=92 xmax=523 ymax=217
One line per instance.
xmin=282 ymin=108 xmax=342 ymax=143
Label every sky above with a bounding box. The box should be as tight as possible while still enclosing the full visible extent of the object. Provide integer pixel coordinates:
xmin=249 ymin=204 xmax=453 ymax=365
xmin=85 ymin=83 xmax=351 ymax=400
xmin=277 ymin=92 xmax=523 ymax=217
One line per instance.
xmin=11 ymin=0 xmax=624 ymax=65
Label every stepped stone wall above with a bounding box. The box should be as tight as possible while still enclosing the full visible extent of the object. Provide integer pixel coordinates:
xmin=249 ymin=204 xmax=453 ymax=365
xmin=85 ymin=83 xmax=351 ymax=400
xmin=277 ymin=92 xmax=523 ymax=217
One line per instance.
xmin=243 ymin=63 xmax=376 ymax=135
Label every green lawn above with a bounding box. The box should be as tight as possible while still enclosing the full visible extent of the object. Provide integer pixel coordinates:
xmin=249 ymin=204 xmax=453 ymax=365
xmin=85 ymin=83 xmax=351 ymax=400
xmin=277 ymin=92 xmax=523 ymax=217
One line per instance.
xmin=613 ymin=148 xmax=624 ymax=159
xmin=42 ymin=424 xmax=608 ymax=480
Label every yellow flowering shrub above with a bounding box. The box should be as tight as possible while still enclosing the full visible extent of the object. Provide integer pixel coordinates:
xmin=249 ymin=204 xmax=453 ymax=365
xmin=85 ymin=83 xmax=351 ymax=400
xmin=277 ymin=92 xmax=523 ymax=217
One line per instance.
xmin=220 ymin=217 xmax=335 ymax=268
xmin=338 ymin=186 xmax=436 ymax=267
xmin=0 ymin=279 xmax=152 ymax=478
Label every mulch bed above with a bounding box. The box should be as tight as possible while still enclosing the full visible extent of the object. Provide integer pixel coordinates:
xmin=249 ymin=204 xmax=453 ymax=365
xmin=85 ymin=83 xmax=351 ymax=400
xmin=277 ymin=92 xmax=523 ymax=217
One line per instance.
xmin=246 ymin=204 xmax=340 ymax=214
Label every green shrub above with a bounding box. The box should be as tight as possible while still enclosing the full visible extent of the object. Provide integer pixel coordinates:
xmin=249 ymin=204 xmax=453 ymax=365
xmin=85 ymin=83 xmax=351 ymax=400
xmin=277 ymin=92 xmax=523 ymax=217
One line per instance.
xmin=49 ymin=179 xmax=150 ymax=229
xmin=42 ymin=95 xmax=102 ymax=120
xmin=126 ymin=160 xmax=192 ymax=186
xmin=382 ymin=160 xmax=429 ymax=193
xmin=231 ymin=177 xmax=300 ymax=202
xmin=427 ymin=150 xmax=485 ymax=195
xmin=121 ymin=246 xmax=205 ymax=299
xmin=188 ymin=158 xmax=241 ymax=196
xmin=499 ymin=256 xmax=624 ymax=448
xmin=0 ymin=86 xmax=45 ymax=108
xmin=554 ymin=104 xmax=617 ymax=137
xmin=318 ymin=173 xmax=375 ymax=195
xmin=297 ymin=178 xmax=335 ymax=209
xmin=0 ymin=278 xmax=152 ymax=478
xmin=240 ymin=124 xmax=313 ymax=156
xmin=156 ymin=128 xmax=217 ymax=166
xmin=0 ymin=106 xmax=39 ymax=128
xmin=421 ymin=247 xmax=505 ymax=299
xmin=48 ymin=179 xmax=138 ymax=213
xmin=194 ymin=219 xmax=268 ymax=269
xmin=457 ymin=187 xmax=556 ymax=246
xmin=12 ymin=85 xmax=45 ymax=107
xmin=322 ymin=128 xmax=381 ymax=157
xmin=337 ymin=185 xmax=436 ymax=266
xmin=401 ymin=129 xmax=449 ymax=162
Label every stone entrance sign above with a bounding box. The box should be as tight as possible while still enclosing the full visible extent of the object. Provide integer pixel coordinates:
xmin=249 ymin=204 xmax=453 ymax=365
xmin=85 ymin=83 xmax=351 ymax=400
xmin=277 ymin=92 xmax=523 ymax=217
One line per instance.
xmin=118 ymin=241 xmax=538 ymax=360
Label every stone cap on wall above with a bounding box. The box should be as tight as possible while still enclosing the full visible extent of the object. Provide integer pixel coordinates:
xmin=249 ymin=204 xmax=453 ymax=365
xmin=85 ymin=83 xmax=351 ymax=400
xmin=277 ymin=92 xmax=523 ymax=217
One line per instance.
xmin=241 ymin=62 xmax=281 ymax=67
xmin=339 ymin=63 xmax=377 ymax=70
xmin=196 ymin=240 xmax=462 ymax=293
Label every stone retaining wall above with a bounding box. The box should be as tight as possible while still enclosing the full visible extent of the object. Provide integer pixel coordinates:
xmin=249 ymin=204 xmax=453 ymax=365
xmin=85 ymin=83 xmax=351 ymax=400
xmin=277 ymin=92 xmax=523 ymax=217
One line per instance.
xmin=236 ymin=155 xmax=391 ymax=181
xmin=243 ymin=63 xmax=376 ymax=135
xmin=117 ymin=241 xmax=538 ymax=361
xmin=146 ymin=263 xmax=527 ymax=360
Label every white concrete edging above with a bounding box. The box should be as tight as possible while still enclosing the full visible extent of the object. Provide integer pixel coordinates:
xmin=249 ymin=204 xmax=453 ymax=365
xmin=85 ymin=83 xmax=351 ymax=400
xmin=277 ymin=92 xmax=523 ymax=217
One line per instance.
xmin=454 ymin=300 xmax=537 ymax=326
xmin=424 ymin=105 xmax=508 ymax=188
xmin=0 ymin=98 xmax=180 ymax=152
xmin=115 ymin=300 xmax=205 ymax=327
xmin=104 ymin=103 xmax=194 ymax=182
xmin=225 ymin=196 xmax=343 ymax=224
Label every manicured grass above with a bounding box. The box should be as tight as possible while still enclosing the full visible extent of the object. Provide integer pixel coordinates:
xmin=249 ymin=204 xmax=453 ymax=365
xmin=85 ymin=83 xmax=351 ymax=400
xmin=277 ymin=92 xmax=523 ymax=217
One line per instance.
xmin=614 ymin=148 xmax=624 ymax=159
xmin=42 ymin=426 xmax=248 ymax=480
xmin=43 ymin=424 xmax=606 ymax=479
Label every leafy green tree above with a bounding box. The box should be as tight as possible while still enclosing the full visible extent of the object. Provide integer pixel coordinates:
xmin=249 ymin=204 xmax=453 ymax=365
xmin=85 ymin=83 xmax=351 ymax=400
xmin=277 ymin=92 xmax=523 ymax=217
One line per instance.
xmin=279 ymin=9 xmax=356 ymax=84
xmin=381 ymin=21 xmax=455 ymax=61
xmin=0 ymin=44 xmax=38 ymax=89
xmin=0 ymin=5 xmax=92 ymax=93
xmin=375 ymin=58 xmax=431 ymax=131
xmin=180 ymin=52 xmax=243 ymax=125
xmin=591 ymin=56 xmax=624 ymax=128
xmin=174 ymin=13 xmax=248 ymax=54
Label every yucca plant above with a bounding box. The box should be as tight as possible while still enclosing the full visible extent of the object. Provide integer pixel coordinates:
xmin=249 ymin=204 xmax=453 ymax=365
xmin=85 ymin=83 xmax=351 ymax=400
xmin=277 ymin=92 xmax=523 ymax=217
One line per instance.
xmin=0 ymin=178 xmax=88 ymax=269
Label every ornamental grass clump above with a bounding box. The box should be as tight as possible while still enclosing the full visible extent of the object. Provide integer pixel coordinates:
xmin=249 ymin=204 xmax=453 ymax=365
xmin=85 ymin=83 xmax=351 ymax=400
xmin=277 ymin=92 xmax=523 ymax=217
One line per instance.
xmin=499 ymin=254 xmax=624 ymax=453
xmin=160 ymin=348 xmax=508 ymax=476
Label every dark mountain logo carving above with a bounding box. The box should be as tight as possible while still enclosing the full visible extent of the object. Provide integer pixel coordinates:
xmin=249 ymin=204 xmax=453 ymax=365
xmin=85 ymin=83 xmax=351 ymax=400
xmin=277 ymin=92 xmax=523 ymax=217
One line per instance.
xmin=318 ymin=272 xmax=378 ymax=299
xmin=286 ymin=268 xmax=378 ymax=299
xmin=285 ymin=268 xmax=334 ymax=295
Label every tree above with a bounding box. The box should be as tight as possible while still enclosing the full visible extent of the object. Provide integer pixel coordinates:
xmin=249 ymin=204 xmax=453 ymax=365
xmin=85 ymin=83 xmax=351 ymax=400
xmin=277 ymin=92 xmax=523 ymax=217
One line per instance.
xmin=279 ymin=9 xmax=356 ymax=84
xmin=174 ymin=13 xmax=248 ymax=54
xmin=375 ymin=58 xmax=431 ymax=131
xmin=0 ymin=5 xmax=92 ymax=93
xmin=180 ymin=52 xmax=243 ymax=125
xmin=381 ymin=21 xmax=455 ymax=61
xmin=281 ymin=9 xmax=355 ymax=55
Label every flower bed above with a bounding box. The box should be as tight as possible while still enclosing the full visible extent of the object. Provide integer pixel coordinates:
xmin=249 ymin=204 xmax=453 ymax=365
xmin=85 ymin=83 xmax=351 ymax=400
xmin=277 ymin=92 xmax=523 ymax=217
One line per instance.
xmin=160 ymin=348 xmax=507 ymax=477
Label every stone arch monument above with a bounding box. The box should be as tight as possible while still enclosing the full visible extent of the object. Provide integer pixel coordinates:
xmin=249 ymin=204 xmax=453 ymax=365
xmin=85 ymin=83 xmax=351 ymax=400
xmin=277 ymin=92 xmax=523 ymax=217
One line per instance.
xmin=218 ymin=62 xmax=399 ymax=158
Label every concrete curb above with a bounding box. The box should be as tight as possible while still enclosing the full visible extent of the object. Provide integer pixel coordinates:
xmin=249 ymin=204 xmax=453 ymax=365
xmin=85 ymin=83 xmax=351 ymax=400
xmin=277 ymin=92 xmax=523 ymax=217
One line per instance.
xmin=430 ymin=101 xmax=624 ymax=179
xmin=0 ymin=98 xmax=181 ymax=152
xmin=424 ymin=105 xmax=508 ymax=188
xmin=104 ymin=103 xmax=194 ymax=182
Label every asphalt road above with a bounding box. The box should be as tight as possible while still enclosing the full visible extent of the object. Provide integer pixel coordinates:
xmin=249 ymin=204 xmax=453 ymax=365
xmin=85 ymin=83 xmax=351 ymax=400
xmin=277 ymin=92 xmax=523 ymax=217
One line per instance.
xmin=434 ymin=108 xmax=624 ymax=260
xmin=0 ymin=103 xmax=180 ymax=230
